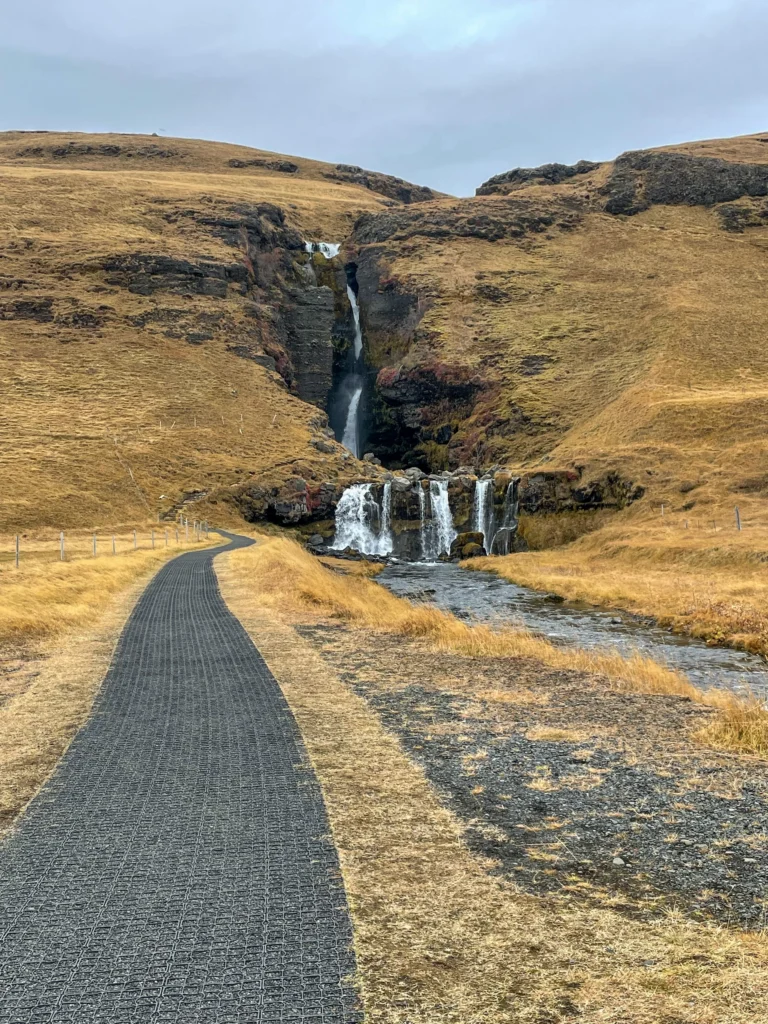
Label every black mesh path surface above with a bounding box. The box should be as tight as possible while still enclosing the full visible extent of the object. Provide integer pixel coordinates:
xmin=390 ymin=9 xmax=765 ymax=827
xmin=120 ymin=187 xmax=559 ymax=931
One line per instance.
xmin=0 ymin=534 xmax=361 ymax=1023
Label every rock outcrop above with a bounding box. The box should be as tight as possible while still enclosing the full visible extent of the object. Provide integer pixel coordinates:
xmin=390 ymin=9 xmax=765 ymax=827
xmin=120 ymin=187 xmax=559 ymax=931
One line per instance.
xmin=323 ymin=164 xmax=438 ymax=204
xmin=601 ymin=150 xmax=768 ymax=216
xmin=476 ymin=160 xmax=601 ymax=196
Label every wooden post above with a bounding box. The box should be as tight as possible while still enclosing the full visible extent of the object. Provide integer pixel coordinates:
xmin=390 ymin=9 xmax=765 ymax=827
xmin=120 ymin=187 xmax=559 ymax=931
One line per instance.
xmin=175 ymin=527 xmax=179 ymax=544
xmin=151 ymin=530 xmax=155 ymax=549
xmin=60 ymin=531 xmax=65 ymax=561
xmin=165 ymin=530 xmax=169 ymax=547
xmin=735 ymin=507 xmax=742 ymax=531
xmin=112 ymin=535 xmax=116 ymax=555
xmin=185 ymin=521 xmax=189 ymax=542
xmin=93 ymin=534 xmax=97 ymax=557
xmin=661 ymin=504 xmax=665 ymax=517
xmin=15 ymin=535 xmax=19 ymax=568
xmin=684 ymin=519 xmax=689 ymax=530
xmin=133 ymin=530 xmax=137 ymax=550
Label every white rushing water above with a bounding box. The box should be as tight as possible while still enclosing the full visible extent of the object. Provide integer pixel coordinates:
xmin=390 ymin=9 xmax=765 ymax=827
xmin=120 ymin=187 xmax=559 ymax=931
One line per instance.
xmin=430 ymin=479 xmax=457 ymax=558
xmin=341 ymin=385 xmax=362 ymax=458
xmin=472 ymin=478 xmax=495 ymax=553
xmin=304 ymin=241 xmax=340 ymax=259
xmin=332 ymin=483 xmax=393 ymax=556
xmin=418 ymin=485 xmax=430 ymax=559
xmin=346 ymin=285 xmax=363 ymax=360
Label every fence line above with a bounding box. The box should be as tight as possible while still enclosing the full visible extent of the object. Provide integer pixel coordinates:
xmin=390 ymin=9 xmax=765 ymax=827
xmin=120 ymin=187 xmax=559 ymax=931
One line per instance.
xmin=6 ymin=520 xmax=210 ymax=568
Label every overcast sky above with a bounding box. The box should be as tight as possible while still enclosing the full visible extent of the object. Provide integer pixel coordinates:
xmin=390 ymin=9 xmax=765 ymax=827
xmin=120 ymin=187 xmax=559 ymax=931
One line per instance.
xmin=1 ymin=0 xmax=766 ymax=195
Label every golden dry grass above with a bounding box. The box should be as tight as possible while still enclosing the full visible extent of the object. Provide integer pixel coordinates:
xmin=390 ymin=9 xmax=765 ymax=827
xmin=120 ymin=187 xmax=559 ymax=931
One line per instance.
xmin=243 ymin=535 xmax=768 ymax=755
xmin=0 ymin=529 xmax=214 ymax=647
xmin=217 ymin=541 xmax=768 ymax=1024
xmin=0 ymin=540 xmax=206 ymax=833
xmin=477 ymin=510 xmax=768 ymax=656
xmin=0 ymin=131 xmax=393 ymax=531
xmin=366 ymin=135 xmax=768 ymax=506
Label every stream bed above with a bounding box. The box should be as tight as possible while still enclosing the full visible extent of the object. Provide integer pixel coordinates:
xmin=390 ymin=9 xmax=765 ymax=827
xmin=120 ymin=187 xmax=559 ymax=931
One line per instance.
xmin=378 ymin=562 xmax=768 ymax=697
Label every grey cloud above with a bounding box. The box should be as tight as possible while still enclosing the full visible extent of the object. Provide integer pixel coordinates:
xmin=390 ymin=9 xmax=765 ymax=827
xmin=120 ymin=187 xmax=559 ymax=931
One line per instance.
xmin=0 ymin=0 xmax=765 ymax=195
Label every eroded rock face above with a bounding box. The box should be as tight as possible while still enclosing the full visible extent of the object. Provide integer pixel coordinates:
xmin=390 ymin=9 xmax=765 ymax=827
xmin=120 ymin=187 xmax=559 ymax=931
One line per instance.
xmin=323 ymin=165 xmax=437 ymax=204
xmin=602 ymin=150 xmax=768 ymax=216
xmin=476 ymin=160 xmax=601 ymax=196
xmin=282 ymin=286 xmax=336 ymax=406
xmin=518 ymin=470 xmax=644 ymax=512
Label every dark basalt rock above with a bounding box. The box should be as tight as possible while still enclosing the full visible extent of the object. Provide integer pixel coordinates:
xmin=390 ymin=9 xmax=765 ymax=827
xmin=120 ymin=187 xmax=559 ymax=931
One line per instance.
xmin=353 ymin=198 xmax=578 ymax=246
xmin=16 ymin=142 xmax=180 ymax=160
xmin=87 ymin=254 xmax=248 ymax=297
xmin=323 ymin=164 xmax=437 ymax=204
xmin=227 ymin=158 xmax=299 ymax=173
xmin=519 ymin=470 xmax=644 ymax=513
xmin=0 ymin=297 xmax=54 ymax=322
xmin=602 ymin=150 xmax=768 ymax=216
xmin=449 ymin=532 xmax=487 ymax=559
xmin=476 ymin=160 xmax=601 ymax=196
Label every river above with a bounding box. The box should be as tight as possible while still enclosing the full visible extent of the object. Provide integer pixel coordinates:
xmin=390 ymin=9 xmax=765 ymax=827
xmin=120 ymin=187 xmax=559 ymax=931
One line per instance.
xmin=377 ymin=561 xmax=768 ymax=697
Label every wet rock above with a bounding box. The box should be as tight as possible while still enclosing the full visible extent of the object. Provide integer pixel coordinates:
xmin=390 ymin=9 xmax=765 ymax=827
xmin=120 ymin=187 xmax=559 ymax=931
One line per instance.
xmin=391 ymin=476 xmax=412 ymax=492
xmin=450 ymin=532 xmax=487 ymax=559
xmin=309 ymin=534 xmax=325 ymax=547
xmin=404 ymin=467 xmax=425 ymax=482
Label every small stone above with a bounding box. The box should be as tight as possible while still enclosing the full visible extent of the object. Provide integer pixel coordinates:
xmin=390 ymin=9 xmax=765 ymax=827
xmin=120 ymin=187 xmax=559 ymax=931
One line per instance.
xmin=612 ymin=857 xmax=626 ymax=867
xmin=744 ymin=857 xmax=758 ymax=864
xmin=363 ymin=452 xmax=375 ymax=462
xmin=309 ymin=534 xmax=324 ymax=547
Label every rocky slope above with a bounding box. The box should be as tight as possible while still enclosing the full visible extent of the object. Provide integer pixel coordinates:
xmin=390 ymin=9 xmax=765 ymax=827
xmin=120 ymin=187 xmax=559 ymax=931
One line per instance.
xmin=348 ymin=132 xmax=768 ymax=519
xmin=0 ymin=131 xmax=433 ymax=530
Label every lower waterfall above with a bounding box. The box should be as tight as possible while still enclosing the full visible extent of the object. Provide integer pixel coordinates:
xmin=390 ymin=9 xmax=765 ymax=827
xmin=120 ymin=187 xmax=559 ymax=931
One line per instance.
xmin=490 ymin=479 xmax=520 ymax=555
xmin=332 ymin=483 xmax=393 ymax=557
xmin=426 ymin=479 xmax=457 ymax=559
xmin=472 ymin=478 xmax=495 ymax=553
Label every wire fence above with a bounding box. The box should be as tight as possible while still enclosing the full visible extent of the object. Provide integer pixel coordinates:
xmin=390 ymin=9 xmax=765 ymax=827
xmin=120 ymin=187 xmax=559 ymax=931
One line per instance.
xmin=2 ymin=519 xmax=211 ymax=569
xmin=659 ymin=505 xmax=750 ymax=532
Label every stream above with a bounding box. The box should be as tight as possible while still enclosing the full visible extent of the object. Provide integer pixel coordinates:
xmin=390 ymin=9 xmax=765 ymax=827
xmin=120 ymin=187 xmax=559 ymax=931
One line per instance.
xmin=378 ymin=562 xmax=768 ymax=697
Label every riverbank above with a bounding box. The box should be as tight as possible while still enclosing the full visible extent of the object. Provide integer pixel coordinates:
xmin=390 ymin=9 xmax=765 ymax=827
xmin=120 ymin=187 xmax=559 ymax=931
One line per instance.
xmin=473 ymin=514 xmax=768 ymax=659
xmin=217 ymin=537 xmax=768 ymax=1023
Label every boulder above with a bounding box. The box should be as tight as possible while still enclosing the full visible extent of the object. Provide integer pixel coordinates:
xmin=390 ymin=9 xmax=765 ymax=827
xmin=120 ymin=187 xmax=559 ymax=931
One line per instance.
xmin=449 ymin=531 xmax=487 ymax=559
xmin=391 ymin=476 xmax=412 ymax=492
xmin=405 ymin=467 xmax=425 ymax=481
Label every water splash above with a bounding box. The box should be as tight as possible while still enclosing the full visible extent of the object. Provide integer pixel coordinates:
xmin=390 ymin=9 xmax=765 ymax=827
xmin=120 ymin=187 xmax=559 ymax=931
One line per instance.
xmin=418 ymin=485 xmax=430 ymax=559
xmin=472 ymin=478 xmax=495 ymax=553
xmin=490 ymin=479 xmax=521 ymax=555
xmin=430 ymin=479 xmax=457 ymax=558
xmin=332 ymin=483 xmax=393 ymax=556
xmin=304 ymin=241 xmax=340 ymax=259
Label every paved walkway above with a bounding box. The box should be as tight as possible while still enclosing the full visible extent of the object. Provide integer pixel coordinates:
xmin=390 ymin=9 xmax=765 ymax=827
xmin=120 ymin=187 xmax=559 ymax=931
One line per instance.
xmin=0 ymin=535 xmax=360 ymax=1023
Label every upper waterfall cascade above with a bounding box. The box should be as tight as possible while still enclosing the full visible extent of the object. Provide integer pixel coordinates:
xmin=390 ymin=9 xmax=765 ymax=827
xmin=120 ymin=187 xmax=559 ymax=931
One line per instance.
xmin=304 ymin=241 xmax=340 ymax=259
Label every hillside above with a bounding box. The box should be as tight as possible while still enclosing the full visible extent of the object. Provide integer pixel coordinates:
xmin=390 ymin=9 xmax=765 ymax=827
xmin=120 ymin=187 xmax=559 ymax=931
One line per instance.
xmin=3 ymin=128 xmax=768 ymax=538
xmin=0 ymin=131 xmax=437 ymax=531
xmin=352 ymin=131 xmax=768 ymax=524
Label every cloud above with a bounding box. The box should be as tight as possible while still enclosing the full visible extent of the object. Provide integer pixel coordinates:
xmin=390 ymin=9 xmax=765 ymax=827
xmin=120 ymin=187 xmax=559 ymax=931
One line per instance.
xmin=1 ymin=0 xmax=766 ymax=195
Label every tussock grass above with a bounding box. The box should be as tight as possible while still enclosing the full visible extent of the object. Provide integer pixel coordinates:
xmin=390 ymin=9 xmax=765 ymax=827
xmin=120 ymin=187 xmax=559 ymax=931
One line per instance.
xmin=0 ymin=533 xmax=213 ymax=648
xmin=477 ymin=511 xmax=768 ymax=657
xmin=218 ymin=544 xmax=768 ymax=1024
xmin=247 ymin=536 xmax=697 ymax=695
xmin=248 ymin=536 xmax=768 ymax=755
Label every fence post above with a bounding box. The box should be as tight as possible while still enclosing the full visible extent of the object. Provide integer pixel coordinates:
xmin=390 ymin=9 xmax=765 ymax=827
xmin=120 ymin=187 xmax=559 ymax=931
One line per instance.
xmin=151 ymin=530 xmax=155 ymax=549
xmin=175 ymin=527 xmax=179 ymax=544
xmin=133 ymin=530 xmax=137 ymax=550
xmin=165 ymin=530 xmax=169 ymax=547
xmin=735 ymin=507 xmax=742 ymax=531
xmin=60 ymin=531 xmax=65 ymax=561
xmin=661 ymin=504 xmax=665 ymax=517
xmin=185 ymin=520 xmax=189 ymax=542
xmin=93 ymin=534 xmax=97 ymax=557
xmin=15 ymin=535 xmax=19 ymax=568
xmin=112 ymin=535 xmax=116 ymax=555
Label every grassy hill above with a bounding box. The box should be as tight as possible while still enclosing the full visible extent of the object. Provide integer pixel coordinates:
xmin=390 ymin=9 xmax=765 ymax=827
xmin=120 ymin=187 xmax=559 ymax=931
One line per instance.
xmin=0 ymin=131 xmax=436 ymax=532
xmin=353 ymin=132 xmax=768 ymax=522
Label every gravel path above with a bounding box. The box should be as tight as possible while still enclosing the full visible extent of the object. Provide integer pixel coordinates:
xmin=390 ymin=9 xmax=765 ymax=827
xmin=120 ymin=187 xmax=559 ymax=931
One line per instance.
xmin=0 ymin=535 xmax=360 ymax=1024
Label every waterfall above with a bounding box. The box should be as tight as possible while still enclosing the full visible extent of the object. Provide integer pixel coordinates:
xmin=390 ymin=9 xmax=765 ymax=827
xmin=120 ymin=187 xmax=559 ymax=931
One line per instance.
xmin=304 ymin=241 xmax=340 ymax=259
xmin=418 ymin=485 xmax=430 ymax=560
xmin=490 ymin=479 xmax=521 ymax=555
xmin=347 ymin=285 xmax=363 ymax=360
xmin=335 ymin=281 xmax=365 ymax=456
xmin=341 ymin=384 xmax=362 ymax=458
xmin=472 ymin=478 xmax=495 ymax=553
xmin=430 ymin=479 xmax=457 ymax=558
xmin=332 ymin=483 xmax=393 ymax=556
